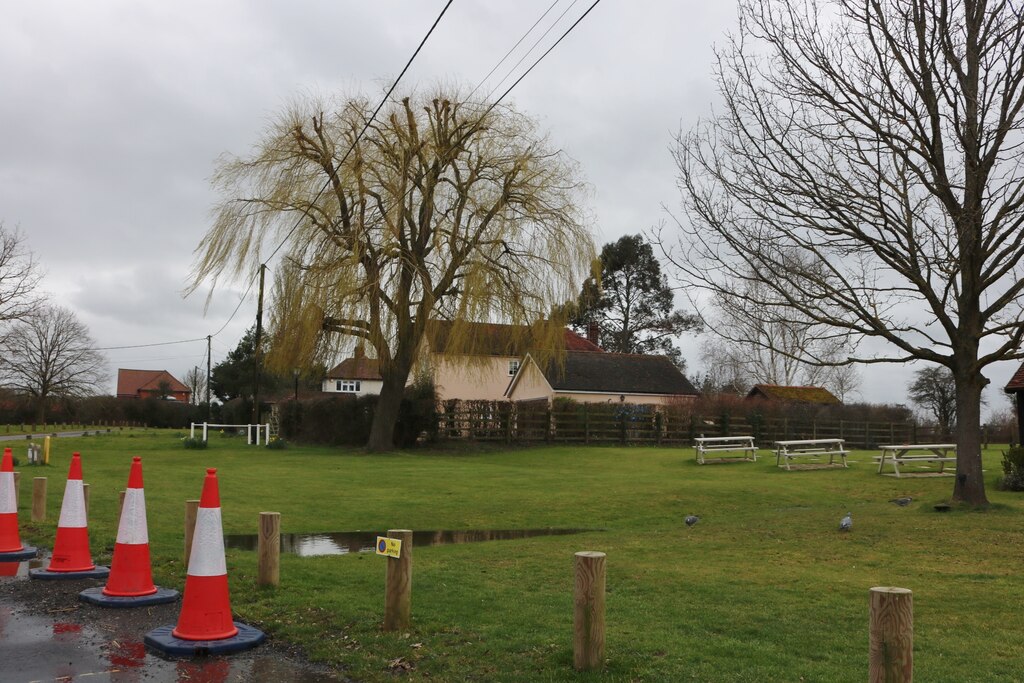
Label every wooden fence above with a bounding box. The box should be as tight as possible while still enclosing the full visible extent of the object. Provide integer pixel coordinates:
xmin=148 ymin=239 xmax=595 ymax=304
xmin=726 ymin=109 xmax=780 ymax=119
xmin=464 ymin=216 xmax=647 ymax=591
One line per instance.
xmin=437 ymin=404 xmax=940 ymax=449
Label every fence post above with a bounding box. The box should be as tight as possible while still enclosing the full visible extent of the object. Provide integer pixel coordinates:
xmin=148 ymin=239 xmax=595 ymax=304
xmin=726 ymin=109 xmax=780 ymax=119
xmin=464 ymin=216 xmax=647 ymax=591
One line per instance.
xmin=584 ymin=405 xmax=590 ymax=445
xmin=32 ymin=477 xmax=46 ymax=522
xmin=117 ymin=490 xmax=126 ymax=527
xmin=869 ymin=587 xmax=913 ymax=682
xmin=184 ymin=499 xmax=199 ymax=566
xmin=655 ymin=412 xmax=663 ymax=446
xmin=573 ymin=550 xmax=606 ymax=672
xmin=384 ymin=529 xmax=413 ymax=631
xmin=83 ymin=483 xmax=90 ymax=516
xmin=258 ymin=511 xmax=281 ymax=587
xmin=546 ymin=408 xmax=553 ymax=443
xmin=865 ymin=421 xmax=870 ymax=449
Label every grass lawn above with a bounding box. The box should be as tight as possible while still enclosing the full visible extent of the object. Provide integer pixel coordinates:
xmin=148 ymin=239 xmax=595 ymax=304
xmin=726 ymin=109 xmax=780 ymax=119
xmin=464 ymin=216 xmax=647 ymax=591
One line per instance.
xmin=9 ymin=431 xmax=1024 ymax=682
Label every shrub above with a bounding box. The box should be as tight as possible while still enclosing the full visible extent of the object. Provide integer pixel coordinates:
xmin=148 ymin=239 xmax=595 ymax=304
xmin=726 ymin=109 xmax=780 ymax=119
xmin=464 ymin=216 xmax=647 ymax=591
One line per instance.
xmin=182 ymin=437 xmax=208 ymax=450
xmin=266 ymin=438 xmax=287 ymax=450
xmin=997 ymin=446 xmax=1024 ymax=491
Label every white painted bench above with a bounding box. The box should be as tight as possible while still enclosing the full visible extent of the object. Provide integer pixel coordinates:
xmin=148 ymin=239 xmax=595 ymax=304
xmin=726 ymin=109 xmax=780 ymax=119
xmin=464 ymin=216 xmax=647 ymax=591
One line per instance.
xmin=876 ymin=444 xmax=957 ymax=478
xmin=693 ymin=436 xmax=758 ymax=465
xmin=774 ymin=438 xmax=848 ymax=470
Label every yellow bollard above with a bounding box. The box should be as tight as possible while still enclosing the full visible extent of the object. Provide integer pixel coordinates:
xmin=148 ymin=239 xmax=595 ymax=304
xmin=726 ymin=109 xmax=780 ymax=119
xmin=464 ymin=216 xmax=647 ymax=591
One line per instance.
xmin=43 ymin=436 xmax=51 ymax=465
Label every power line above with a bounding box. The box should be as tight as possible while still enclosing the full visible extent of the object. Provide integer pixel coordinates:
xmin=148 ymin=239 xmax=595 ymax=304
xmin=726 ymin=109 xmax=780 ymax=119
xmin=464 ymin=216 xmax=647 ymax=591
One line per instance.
xmin=263 ymin=0 xmax=456 ymax=266
xmin=467 ymin=0 xmax=563 ymax=102
xmin=96 ymin=338 xmax=206 ymax=351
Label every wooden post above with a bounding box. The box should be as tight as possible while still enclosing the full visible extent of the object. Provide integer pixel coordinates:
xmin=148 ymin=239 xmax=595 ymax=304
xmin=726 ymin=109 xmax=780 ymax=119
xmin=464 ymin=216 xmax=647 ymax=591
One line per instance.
xmin=258 ymin=511 xmax=281 ymax=587
xmin=32 ymin=477 xmax=46 ymax=522
xmin=383 ymin=529 xmax=413 ymax=631
xmin=574 ymin=550 xmax=606 ymax=671
xmin=869 ymin=587 xmax=913 ymax=683
xmin=83 ymin=483 xmax=89 ymax=516
xmin=184 ymin=499 xmax=199 ymax=566
xmin=13 ymin=472 xmax=19 ymax=505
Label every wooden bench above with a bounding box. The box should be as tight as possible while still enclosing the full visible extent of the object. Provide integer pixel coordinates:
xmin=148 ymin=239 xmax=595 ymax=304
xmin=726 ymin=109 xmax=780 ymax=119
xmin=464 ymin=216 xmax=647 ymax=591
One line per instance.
xmin=693 ymin=436 xmax=758 ymax=465
xmin=876 ymin=444 xmax=957 ymax=478
xmin=774 ymin=438 xmax=848 ymax=470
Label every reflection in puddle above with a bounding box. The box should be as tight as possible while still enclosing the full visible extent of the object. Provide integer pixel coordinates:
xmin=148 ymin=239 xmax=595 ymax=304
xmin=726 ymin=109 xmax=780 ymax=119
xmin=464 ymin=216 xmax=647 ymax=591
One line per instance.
xmin=224 ymin=528 xmax=598 ymax=557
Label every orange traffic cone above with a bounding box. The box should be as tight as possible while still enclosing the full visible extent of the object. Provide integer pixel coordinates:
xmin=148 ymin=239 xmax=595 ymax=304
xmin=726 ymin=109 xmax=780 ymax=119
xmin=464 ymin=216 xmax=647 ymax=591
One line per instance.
xmin=145 ymin=468 xmax=264 ymax=656
xmin=0 ymin=447 xmax=37 ymax=561
xmin=79 ymin=457 xmax=178 ymax=607
xmin=30 ymin=452 xmax=108 ymax=580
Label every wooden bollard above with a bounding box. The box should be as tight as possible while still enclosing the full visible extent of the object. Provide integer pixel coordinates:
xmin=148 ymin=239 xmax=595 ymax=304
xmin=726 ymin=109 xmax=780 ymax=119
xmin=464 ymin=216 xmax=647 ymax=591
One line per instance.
xmin=869 ymin=586 xmax=913 ymax=682
xmin=383 ymin=529 xmax=413 ymax=631
xmin=184 ymin=499 xmax=199 ymax=566
xmin=258 ymin=512 xmax=281 ymax=587
xmin=32 ymin=477 xmax=47 ymax=522
xmin=83 ymin=482 xmax=90 ymax=516
xmin=13 ymin=472 xmax=19 ymax=505
xmin=573 ymin=551 xmax=606 ymax=671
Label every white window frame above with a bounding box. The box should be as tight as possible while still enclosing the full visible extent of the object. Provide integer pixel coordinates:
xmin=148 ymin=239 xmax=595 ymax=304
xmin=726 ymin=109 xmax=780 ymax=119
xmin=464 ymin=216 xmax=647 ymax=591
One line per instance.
xmin=508 ymin=360 xmax=520 ymax=377
xmin=340 ymin=380 xmax=361 ymax=393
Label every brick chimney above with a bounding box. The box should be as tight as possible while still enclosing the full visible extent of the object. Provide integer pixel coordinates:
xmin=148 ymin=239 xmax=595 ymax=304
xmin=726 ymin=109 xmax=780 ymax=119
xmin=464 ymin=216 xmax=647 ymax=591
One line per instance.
xmin=353 ymin=344 xmax=365 ymax=359
xmin=586 ymin=321 xmax=599 ymax=346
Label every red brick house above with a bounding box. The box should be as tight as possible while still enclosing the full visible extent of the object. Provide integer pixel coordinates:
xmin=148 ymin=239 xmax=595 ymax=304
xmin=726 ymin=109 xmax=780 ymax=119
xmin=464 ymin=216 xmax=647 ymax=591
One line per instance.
xmin=116 ymin=369 xmax=191 ymax=402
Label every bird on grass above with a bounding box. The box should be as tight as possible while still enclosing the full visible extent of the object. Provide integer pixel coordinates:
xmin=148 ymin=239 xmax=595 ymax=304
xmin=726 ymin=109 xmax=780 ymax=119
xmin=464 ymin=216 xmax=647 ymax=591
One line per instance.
xmin=685 ymin=515 xmax=700 ymax=527
xmin=889 ymin=497 xmax=913 ymax=507
xmin=839 ymin=512 xmax=852 ymax=532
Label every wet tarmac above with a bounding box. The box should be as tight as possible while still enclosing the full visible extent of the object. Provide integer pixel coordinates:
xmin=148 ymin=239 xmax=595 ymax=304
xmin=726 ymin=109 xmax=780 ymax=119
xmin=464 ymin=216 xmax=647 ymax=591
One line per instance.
xmin=0 ymin=558 xmax=347 ymax=683
xmin=224 ymin=527 xmax=597 ymax=557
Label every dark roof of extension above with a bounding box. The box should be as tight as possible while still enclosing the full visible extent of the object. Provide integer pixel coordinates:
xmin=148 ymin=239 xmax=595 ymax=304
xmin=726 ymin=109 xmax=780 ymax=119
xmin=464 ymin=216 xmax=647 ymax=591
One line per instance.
xmin=1005 ymin=361 xmax=1024 ymax=392
xmin=746 ymin=384 xmax=841 ymax=404
xmin=428 ymin=321 xmax=602 ymax=357
xmin=539 ymin=351 xmax=698 ymax=395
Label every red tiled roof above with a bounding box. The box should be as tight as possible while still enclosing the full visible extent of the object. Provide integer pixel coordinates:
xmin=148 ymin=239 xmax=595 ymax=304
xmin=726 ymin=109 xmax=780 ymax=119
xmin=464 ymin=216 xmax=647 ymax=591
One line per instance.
xmin=116 ymin=369 xmax=190 ymax=397
xmin=428 ymin=321 xmax=604 ymax=356
xmin=1005 ymin=361 xmax=1024 ymax=392
xmin=326 ymin=357 xmax=382 ymax=380
xmin=746 ymin=384 xmax=841 ymax=404
xmin=564 ymin=329 xmax=602 ymax=352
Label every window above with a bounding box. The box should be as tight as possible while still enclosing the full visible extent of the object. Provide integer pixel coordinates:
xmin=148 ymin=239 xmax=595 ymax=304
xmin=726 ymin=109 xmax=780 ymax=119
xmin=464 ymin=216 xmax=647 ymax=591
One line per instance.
xmin=336 ymin=380 xmax=342 ymax=391
xmin=340 ymin=380 xmax=361 ymax=393
xmin=508 ymin=360 xmax=520 ymax=377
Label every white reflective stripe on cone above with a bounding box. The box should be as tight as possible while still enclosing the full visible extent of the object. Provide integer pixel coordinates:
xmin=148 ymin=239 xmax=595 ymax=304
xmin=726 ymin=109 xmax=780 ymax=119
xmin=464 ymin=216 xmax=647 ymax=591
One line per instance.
xmin=116 ymin=487 xmax=149 ymax=545
xmin=0 ymin=472 xmax=15 ymax=514
xmin=187 ymin=507 xmax=227 ymax=577
xmin=57 ymin=479 xmax=87 ymax=528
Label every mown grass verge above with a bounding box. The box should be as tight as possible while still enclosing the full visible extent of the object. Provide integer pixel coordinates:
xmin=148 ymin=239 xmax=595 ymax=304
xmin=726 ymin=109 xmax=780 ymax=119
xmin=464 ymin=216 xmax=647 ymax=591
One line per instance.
xmin=11 ymin=431 xmax=1024 ymax=682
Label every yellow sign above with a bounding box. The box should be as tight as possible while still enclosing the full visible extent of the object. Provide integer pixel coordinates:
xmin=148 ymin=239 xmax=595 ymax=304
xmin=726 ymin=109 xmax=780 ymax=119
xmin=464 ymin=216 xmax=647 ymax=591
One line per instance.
xmin=375 ymin=536 xmax=402 ymax=558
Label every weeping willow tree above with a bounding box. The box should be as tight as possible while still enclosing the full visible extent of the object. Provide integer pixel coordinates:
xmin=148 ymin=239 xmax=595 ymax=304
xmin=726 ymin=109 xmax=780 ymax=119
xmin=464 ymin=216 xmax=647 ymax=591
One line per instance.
xmin=189 ymin=90 xmax=596 ymax=450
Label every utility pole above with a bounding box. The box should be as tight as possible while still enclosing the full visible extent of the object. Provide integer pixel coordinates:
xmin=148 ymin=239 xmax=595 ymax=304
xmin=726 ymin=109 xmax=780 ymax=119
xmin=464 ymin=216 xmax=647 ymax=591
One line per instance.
xmin=206 ymin=335 xmax=212 ymax=420
xmin=251 ymin=263 xmax=267 ymax=426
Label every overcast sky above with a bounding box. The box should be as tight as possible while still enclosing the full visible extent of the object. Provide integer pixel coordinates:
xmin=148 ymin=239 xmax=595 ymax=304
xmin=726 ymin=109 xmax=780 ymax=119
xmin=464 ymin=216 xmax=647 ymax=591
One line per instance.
xmin=1 ymin=1 xmax=1017 ymax=416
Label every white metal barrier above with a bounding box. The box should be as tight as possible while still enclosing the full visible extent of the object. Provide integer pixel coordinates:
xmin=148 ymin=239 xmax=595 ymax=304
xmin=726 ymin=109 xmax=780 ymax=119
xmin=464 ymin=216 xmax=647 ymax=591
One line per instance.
xmin=190 ymin=423 xmax=271 ymax=445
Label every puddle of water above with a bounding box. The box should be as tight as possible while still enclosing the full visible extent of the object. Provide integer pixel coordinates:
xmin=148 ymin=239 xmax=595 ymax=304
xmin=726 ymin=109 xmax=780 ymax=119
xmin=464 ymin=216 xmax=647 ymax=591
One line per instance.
xmin=0 ymin=600 xmax=343 ymax=682
xmin=224 ymin=528 xmax=597 ymax=557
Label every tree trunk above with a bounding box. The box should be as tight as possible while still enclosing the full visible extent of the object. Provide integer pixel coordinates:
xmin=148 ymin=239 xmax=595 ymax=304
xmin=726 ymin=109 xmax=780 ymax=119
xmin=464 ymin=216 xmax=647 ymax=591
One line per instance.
xmin=366 ymin=361 xmax=413 ymax=453
xmin=951 ymin=368 xmax=989 ymax=507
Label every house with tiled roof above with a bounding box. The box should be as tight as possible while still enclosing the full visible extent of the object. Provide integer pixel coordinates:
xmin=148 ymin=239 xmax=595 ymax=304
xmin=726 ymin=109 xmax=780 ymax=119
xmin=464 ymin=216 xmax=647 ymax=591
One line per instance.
xmin=116 ymin=369 xmax=191 ymax=402
xmin=323 ymin=347 xmax=384 ymax=396
xmin=745 ymin=384 xmax=841 ymax=404
xmin=505 ymin=351 xmax=699 ymax=405
xmin=323 ymin=322 xmax=603 ymax=401
xmin=1003 ymin=361 xmax=1024 ymax=444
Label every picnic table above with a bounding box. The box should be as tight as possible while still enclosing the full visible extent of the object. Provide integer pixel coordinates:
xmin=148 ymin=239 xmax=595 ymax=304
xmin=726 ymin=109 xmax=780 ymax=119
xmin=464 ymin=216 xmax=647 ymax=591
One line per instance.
xmin=693 ymin=436 xmax=758 ymax=465
xmin=876 ymin=444 xmax=957 ymax=477
xmin=774 ymin=438 xmax=848 ymax=471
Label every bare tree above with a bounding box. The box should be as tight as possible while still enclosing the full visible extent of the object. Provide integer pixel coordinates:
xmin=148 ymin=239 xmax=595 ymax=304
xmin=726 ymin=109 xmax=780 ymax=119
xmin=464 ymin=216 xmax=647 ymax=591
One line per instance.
xmin=189 ymin=90 xmax=595 ymax=450
xmin=908 ymin=366 xmax=958 ymax=438
xmin=0 ymin=223 xmax=44 ymax=335
xmin=0 ymin=305 xmax=107 ymax=424
xmin=665 ymin=0 xmax=1024 ymax=505
xmin=184 ymin=366 xmax=207 ymax=405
